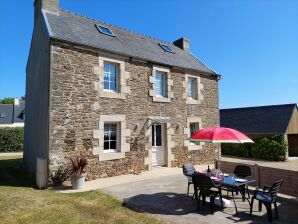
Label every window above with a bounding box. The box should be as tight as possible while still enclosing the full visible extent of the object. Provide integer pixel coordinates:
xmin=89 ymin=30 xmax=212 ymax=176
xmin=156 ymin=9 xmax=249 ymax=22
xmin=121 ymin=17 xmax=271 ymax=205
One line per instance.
xmin=159 ymin=44 xmax=174 ymax=53
xmin=155 ymin=71 xmax=167 ymax=97
xmin=104 ymin=123 xmax=119 ymax=152
xmin=104 ymin=63 xmax=118 ymax=92
xmin=190 ymin=122 xmax=200 ymax=136
xmin=152 ymin=124 xmax=162 ymax=146
xmin=0 ymin=113 xmax=6 ymax=118
xmin=96 ymin=25 xmax=114 ymax=36
xmin=188 ymin=78 xmax=197 ymax=100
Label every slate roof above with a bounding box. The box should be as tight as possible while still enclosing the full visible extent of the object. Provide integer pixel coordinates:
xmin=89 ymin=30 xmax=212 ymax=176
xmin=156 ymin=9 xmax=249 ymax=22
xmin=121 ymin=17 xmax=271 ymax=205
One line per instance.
xmin=44 ymin=9 xmax=217 ymax=75
xmin=0 ymin=104 xmax=13 ymax=124
xmin=220 ymin=104 xmax=297 ymax=134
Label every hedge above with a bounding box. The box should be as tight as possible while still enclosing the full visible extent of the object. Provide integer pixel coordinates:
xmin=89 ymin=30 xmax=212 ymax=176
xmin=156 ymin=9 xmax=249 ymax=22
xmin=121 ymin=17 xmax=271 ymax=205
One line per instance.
xmin=0 ymin=127 xmax=24 ymax=152
xmin=222 ymin=135 xmax=287 ymax=161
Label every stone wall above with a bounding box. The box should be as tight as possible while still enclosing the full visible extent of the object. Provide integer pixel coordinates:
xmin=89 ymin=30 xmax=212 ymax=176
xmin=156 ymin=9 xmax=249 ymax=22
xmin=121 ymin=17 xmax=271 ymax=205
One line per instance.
xmin=218 ymin=159 xmax=298 ymax=197
xmin=48 ymin=42 xmax=219 ymax=181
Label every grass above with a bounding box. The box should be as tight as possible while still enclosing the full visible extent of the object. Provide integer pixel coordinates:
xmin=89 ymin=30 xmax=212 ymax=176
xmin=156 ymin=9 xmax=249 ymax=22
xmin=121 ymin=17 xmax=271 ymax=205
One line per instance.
xmin=0 ymin=155 xmax=163 ymax=224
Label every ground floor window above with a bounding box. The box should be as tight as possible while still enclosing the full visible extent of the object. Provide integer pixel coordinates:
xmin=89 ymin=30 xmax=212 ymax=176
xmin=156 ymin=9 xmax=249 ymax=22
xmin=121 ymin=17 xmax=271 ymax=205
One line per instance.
xmin=190 ymin=122 xmax=200 ymax=136
xmin=104 ymin=123 xmax=119 ymax=152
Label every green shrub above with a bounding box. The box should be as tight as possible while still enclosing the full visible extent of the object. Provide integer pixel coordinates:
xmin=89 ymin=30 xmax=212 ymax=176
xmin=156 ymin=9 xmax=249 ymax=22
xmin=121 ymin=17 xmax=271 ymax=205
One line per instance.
xmin=222 ymin=143 xmax=252 ymax=157
xmin=0 ymin=127 xmax=24 ymax=152
xmin=251 ymin=135 xmax=287 ymax=161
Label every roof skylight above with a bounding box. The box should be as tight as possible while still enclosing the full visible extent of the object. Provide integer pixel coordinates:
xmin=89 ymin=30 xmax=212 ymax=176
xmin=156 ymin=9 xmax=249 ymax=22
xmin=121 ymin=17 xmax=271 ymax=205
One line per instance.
xmin=159 ymin=44 xmax=174 ymax=53
xmin=96 ymin=25 xmax=114 ymax=36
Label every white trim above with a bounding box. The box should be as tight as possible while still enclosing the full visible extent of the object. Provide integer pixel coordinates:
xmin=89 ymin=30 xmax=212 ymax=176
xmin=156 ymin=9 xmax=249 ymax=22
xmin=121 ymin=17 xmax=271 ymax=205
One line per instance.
xmin=41 ymin=9 xmax=53 ymax=37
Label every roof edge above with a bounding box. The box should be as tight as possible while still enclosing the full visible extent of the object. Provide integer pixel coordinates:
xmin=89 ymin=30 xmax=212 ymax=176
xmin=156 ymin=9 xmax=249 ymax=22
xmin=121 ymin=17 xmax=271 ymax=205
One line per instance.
xmin=220 ymin=103 xmax=298 ymax=111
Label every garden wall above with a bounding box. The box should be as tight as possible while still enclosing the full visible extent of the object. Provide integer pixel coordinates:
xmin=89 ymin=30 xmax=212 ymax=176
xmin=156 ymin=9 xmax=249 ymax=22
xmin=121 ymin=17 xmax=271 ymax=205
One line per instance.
xmin=217 ymin=159 xmax=298 ymax=198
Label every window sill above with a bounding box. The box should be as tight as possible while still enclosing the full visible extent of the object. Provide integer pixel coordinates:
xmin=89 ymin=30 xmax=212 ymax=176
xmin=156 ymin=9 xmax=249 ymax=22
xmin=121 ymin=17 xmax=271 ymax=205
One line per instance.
xmin=153 ymin=96 xmax=171 ymax=103
xmin=100 ymin=91 xmax=126 ymax=99
xmin=99 ymin=151 xmax=125 ymax=161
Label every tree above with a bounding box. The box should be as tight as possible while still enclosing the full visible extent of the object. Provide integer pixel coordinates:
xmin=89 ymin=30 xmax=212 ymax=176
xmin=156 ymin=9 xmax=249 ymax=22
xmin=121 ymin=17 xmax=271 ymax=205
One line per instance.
xmin=0 ymin=97 xmax=15 ymax=104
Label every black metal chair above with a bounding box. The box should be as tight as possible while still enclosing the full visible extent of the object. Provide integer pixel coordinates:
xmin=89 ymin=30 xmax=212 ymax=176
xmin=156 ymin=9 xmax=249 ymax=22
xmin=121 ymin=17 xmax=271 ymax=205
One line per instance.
xmin=223 ymin=165 xmax=252 ymax=200
xmin=192 ymin=174 xmax=223 ymax=214
xmin=250 ymin=180 xmax=283 ymax=222
xmin=234 ymin=165 xmax=252 ymax=198
xmin=182 ymin=164 xmax=196 ymax=197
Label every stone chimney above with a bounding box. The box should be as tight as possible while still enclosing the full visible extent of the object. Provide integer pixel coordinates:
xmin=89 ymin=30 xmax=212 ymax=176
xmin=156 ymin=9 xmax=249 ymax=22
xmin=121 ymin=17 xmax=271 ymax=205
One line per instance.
xmin=34 ymin=0 xmax=59 ymax=22
xmin=173 ymin=37 xmax=190 ymax=52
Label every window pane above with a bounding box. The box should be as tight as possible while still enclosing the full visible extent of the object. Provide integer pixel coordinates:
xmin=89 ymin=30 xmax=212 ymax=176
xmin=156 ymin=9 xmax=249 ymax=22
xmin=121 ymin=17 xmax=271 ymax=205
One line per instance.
xmin=156 ymin=125 xmax=162 ymax=146
xmin=110 ymin=141 xmax=117 ymax=150
xmin=104 ymin=64 xmax=109 ymax=73
xmin=155 ymin=72 xmax=166 ymax=97
xmin=188 ymin=79 xmax=193 ymax=97
xmin=104 ymin=141 xmax=109 ymax=150
xmin=104 ymin=81 xmax=109 ymax=90
xmin=110 ymin=81 xmax=117 ymax=91
xmin=110 ymin=131 xmax=117 ymax=141
xmin=152 ymin=126 xmax=155 ymax=146
xmin=190 ymin=123 xmax=199 ymax=135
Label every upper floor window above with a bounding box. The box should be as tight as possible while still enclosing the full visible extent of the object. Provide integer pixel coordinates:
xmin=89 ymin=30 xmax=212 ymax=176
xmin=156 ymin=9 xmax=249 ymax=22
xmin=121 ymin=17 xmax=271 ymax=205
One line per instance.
xmin=104 ymin=63 xmax=118 ymax=92
xmin=155 ymin=71 xmax=167 ymax=97
xmin=188 ymin=78 xmax=197 ymax=100
xmin=104 ymin=123 xmax=119 ymax=153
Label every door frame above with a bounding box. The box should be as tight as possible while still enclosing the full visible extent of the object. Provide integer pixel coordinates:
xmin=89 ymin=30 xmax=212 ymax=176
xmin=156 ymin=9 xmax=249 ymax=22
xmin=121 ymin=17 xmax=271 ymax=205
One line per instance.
xmin=151 ymin=123 xmax=166 ymax=166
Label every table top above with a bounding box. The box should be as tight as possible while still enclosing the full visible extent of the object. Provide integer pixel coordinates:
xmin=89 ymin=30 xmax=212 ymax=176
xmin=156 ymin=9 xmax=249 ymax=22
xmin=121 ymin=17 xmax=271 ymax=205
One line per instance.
xmin=216 ymin=175 xmax=255 ymax=187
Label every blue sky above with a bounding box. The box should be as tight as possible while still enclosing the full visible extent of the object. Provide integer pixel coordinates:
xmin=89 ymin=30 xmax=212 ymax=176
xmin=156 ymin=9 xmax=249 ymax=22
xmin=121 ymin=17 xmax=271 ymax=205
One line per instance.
xmin=0 ymin=0 xmax=297 ymax=108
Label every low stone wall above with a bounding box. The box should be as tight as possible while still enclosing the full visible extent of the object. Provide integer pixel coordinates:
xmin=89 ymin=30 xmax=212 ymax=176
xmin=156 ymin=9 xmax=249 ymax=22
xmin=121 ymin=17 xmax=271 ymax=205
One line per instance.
xmin=217 ymin=159 xmax=298 ymax=198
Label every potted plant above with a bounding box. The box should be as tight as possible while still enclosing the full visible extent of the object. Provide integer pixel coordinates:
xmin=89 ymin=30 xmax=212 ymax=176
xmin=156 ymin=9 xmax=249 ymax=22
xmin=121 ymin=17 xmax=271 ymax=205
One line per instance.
xmin=69 ymin=154 xmax=88 ymax=189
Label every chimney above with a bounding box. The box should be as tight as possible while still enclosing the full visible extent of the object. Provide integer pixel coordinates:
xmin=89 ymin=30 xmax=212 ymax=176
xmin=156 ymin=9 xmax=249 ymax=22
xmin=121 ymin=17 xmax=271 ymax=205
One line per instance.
xmin=34 ymin=0 xmax=59 ymax=22
xmin=173 ymin=37 xmax=190 ymax=52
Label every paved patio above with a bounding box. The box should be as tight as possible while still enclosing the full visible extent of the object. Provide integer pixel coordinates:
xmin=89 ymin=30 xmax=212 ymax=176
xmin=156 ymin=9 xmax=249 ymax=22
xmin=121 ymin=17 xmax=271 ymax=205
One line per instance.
xmin=58 ymin=165 xmax=298 ymax=224
xmin=101 ymin=168 xmax=297 ymax=223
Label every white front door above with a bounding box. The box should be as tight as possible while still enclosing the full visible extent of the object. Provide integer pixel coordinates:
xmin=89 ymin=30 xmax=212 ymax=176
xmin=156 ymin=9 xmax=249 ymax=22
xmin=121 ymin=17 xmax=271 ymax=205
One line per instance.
xmin=151 ymin=124 xmax=165 ymax=166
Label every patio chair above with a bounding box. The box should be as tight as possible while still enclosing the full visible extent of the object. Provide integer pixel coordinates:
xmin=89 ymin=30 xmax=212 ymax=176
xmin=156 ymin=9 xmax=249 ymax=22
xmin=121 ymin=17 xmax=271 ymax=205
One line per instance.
xmin=250 ymin=180 xmax=283 ymax=222
xmin=182 ymin=164 xmax=196 ymax=197
xmin=224 ymin=165 xmax=252 ymax=199
xmin=192 ymin=174 xmax=223 ymax=214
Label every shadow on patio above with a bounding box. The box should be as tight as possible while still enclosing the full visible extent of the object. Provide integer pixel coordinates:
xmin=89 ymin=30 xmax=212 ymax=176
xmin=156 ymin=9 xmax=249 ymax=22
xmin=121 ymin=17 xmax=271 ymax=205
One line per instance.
xmin=122 ymin=191 xmax=298 ymax=223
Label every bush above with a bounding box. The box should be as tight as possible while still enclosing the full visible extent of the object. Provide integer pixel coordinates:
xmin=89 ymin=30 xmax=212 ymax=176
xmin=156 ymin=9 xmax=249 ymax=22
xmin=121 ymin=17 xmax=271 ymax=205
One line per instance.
xmin=222 ymin=135 xmax=287 ymax=161
xmin=222 ymin=143 xmax=253 ymax=157
xmin=251 ymin=135 xmax=287 ymax=161
xmin=0 ymin=127 xmax=24 ymax=152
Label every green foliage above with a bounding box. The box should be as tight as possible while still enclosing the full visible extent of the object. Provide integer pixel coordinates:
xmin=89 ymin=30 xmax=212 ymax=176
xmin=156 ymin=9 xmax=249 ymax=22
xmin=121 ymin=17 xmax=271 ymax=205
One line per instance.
xmin=251 ymin=135 xmax=287 ymax=161
xmin=222 ymin=143 xmax=252 ymax=157
xmin=0 ymin=97 xmax=14 ymax=104
xmin=0 ymin=127 xmax=24 ymax=152
xmin=222 ymin=135 xmax=287 ymax=161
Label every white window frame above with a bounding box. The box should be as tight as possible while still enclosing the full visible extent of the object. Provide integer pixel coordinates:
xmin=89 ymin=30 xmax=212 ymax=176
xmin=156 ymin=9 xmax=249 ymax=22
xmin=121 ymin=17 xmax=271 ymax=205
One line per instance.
xmin=103 ymin=62 xmax=119 ymax=93
xmin=184 ymin=74 xmax=203 ymax=104
xmin=184 ymin=117 xmax=205 ymax=150
xmin=149 ymin=65 xmax=174 ymax=103
xmin=93 ymin=115 xmax=131 ymax=161
xmin=103 ymin=122 xmax=120 ymax=153
xmin=94 ymin=54 xmax=130 ymax=100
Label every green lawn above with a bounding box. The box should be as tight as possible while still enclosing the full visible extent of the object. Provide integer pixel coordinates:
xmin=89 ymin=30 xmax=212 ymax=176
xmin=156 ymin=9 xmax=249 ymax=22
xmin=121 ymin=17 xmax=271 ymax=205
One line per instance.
xmin=0 ymin=155 xmax=163 ymax=224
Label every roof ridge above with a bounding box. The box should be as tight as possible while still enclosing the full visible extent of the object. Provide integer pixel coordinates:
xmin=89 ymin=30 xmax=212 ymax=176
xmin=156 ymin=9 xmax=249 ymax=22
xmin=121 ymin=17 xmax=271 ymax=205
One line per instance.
xmin=221 ymin=103 xmax=297 ymax=111
xmin=59 ymin=8 xmax=174 ymax=46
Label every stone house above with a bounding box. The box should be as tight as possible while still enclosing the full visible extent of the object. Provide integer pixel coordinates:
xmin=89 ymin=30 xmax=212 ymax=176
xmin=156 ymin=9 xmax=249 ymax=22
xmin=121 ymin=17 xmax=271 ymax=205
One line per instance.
xmin=24 ymin=0 xmax=220 ymax=183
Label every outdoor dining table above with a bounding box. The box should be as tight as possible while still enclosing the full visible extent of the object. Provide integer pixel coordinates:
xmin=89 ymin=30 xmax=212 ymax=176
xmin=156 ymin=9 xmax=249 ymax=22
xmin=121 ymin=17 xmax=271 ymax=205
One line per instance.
xmin=212 ymin=174 xmax=256 ymax=214
xmin=195 ymin=171 xmax=255 ymax=214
